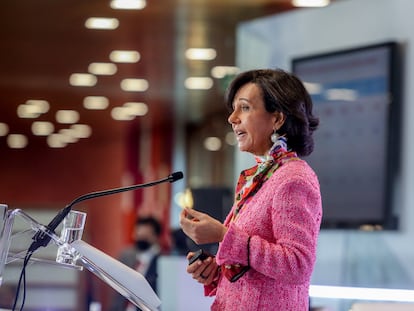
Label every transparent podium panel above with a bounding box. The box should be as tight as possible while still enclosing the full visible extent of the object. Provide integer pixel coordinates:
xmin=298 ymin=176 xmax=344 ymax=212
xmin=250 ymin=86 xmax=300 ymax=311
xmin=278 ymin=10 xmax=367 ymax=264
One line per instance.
xmin=0 ymin=204 xmax=78 ymax=286
xmin=72 ymin=240 xmax=161 ymax=311
xmin=0 ymin=204 xmax=161 ymax=311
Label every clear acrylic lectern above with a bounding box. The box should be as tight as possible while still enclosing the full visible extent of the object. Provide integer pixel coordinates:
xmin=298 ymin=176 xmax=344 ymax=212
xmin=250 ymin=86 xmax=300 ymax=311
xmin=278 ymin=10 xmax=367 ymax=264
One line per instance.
xmin=0 ymin=204 xmax=161 ymax=311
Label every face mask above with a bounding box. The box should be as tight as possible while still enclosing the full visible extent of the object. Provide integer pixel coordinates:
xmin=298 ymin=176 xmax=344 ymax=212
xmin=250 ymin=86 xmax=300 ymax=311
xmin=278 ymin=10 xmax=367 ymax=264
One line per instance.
xmin=136 ymin=240 xmax=152 ymax=251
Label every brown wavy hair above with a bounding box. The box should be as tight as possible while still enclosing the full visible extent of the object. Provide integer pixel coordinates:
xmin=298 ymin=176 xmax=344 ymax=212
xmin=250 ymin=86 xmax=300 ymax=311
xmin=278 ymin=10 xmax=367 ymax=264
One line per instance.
xmin=225 ymin=68 xmax=319 ymax=156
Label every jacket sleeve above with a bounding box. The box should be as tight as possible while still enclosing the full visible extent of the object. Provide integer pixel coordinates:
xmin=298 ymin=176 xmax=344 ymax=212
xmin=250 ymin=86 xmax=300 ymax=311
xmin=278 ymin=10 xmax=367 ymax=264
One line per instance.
xmin=215 ymin=165 xmax=322 ymax=285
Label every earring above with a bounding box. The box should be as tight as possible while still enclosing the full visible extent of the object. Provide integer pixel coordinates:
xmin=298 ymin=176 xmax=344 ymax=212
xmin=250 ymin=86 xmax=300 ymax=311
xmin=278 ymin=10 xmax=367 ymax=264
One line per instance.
xmin=271 ymin=130 xmax=279 ymax=143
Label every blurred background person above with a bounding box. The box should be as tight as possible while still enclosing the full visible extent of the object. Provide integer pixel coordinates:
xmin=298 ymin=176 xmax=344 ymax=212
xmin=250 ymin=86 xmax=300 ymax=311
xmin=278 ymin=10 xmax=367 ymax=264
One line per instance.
xmin=169 ymin=227 xmax=191 ymax=256
xmin=109 ymin=216 xmax=162 ymax=311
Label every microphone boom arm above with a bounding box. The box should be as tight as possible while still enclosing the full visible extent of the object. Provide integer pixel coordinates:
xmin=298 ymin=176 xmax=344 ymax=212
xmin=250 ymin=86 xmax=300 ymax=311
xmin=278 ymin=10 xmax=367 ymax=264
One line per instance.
xmin=29 ymin=171 xmax=183 ymax=253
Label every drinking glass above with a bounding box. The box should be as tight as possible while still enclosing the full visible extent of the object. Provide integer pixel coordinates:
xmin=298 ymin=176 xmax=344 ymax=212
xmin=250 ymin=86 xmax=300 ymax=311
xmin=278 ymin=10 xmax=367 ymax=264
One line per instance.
xmin=56 ymin=210 xmax=86 ymax=265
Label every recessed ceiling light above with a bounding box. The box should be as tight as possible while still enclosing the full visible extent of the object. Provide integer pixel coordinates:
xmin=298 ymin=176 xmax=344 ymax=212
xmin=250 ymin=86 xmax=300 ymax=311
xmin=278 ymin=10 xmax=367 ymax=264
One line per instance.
xmin=47 ymin=133 xmax=67 ymax=148
xmin=184 ymin=77 xmax=213 ymax=90
xmin=124 ymin=102 xmax=148 ymax=116
xmin=83 ymin=96 xmax=109 ymax=110
xmin=185 ymin=48 xmax=217 ymax=60
xmin=7 ymin=134 xmax=28 ymax=149
xmin=70 ymin=124 xmax=92 ymax=138
xmin=110 ymin=0 xmax=146 ymax=10
xmin=120 ymin=78 xmax=149 ymax=91
xmin=25 ymin=100 xmax=50 ymax=113
xmin=111 ymin=107 xmax=135 ymax=121
xmin=32 ymin=121 xmax=54 ymax=136
xmin=88 ymin=62 xmax=117 ymax=75
xmin=0 ymin=123 xmax=9 ymax=136
xmin=17 ymin=104 xmax=40 ymax=118
xmin=211 ymin=66 xmax=240 ymax=79
xmin=16 ymin=100 xmax=50 ymax=118
xmin=85 ymin=17 xmax=119 ymax=30
xmin=56 ymin=110 xmax=80 ymax=124
xmin=109 ymin=50 xmax=140 ymax=63
xmin=69 ymin=73 xmax=97 ymax=87
xmin=110 ymin=102 xmax=148 ymax=120
xmin=59 ymin=129 xmax=79 ymax=144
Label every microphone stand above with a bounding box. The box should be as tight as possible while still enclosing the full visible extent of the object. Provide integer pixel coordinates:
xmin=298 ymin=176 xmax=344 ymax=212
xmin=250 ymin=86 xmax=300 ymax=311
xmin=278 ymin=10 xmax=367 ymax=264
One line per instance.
xmin=29 ymin=171 xmax=184 ymax=253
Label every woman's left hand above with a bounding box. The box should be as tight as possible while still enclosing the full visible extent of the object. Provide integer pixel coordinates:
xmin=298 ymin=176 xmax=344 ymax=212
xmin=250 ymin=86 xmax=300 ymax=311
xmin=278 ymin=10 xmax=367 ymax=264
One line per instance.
xmin=179 ymin=208 xmax=227 ymax=244
xmin=186 ymin=252 xmax=220 ymax=285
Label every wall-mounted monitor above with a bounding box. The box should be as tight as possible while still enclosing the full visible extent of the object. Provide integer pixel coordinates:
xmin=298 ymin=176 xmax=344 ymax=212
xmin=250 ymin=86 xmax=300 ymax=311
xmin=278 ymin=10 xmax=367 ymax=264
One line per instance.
xmin=292 ymin=42 xmax=401 ymax=230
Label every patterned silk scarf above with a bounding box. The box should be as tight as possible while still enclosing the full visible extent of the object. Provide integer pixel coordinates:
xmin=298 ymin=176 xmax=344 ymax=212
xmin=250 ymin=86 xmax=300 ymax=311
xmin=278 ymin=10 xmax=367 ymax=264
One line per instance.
xmin=231 ymin=136 xmax=299 ymax=221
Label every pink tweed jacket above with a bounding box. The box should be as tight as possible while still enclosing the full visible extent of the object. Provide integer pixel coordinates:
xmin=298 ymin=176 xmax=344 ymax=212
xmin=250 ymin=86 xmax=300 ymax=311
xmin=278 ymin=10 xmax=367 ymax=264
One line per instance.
xmin=208 ymin=159 xmax=322 ymax=311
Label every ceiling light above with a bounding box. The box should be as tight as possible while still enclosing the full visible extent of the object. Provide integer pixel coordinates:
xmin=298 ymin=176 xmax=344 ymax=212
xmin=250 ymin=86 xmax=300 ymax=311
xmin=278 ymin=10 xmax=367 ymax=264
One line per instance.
xmin=211 ymin=66 xmax=240 ymax=79
xmin=184 ymin=77 xmax=213 ymax=90
xmin=17 ymin=100 xmax=49 ymax=118
xmin=7 ymin=134 xmax=28 ymax=149
xmin=204 ymin=137 xmax=222 ymax=151
xmin=59 ymin=129 xmax=79 ymax=143
xmin=124 ymin=102 xmax=148 ymax=116
xmin=185 ymin=48 xmax=217 ymax=60
xmin=31 ymin=121 xmax=54 ymax=136
xmin=83 ymin=96 xmax=109 ymax=110
xmin=109 ymin=50 xmax=140 ymax=63
xmin=0 ymin=123 xmax=9 ymax=136
xmin=69 ymin=73 xmax=97 ymax=87
xmin=17 ymin=104 xmax=41 ymax=118
xmin=88 ymin=62 xmax=117 ymax=75
xmin=292 ymin=0 xmax=330 ymax=7
xmin=110 ymin=0 xmax=146 ymax=10
xmin=85 ymin=17 xmax=119 ymax=30
xmin=56 ymin=110 xmax=80 ymax=124
xmin=70 ymin=124 xmax=92 ymax=138
xmin=47 ymin=133 xmax=67 ymax=148
xmin=120 ymin=78 xmax=149 ymax=91
xmin=110 ymin=102 xmax=148 ymax=120
xmin=25 ymin=100 xmax=50 ymax=113
xmin=111 ymin=107 xmax=135 ymax=121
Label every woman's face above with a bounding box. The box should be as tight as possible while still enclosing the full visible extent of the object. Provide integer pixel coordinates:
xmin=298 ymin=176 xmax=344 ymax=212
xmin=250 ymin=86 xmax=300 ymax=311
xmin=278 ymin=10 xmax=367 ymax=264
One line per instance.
xmin=228 ymin=83 xmax=283 ymax=156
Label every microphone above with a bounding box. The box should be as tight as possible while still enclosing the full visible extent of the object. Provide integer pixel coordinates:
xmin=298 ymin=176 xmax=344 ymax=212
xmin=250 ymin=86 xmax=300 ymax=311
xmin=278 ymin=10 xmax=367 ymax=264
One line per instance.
xmin=28 ymin=171 xmax=184 ymax=253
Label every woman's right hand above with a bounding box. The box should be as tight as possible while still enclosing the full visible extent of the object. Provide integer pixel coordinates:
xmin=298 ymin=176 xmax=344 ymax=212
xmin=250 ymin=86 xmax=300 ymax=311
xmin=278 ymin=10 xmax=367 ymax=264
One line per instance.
xmin=179 ymin=208 xmax=227 ymax=244
xmin=186 ymin=251 xmax=219 ymax=285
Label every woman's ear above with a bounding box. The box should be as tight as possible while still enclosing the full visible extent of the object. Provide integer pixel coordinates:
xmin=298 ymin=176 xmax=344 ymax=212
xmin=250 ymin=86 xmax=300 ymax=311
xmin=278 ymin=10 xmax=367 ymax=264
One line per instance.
xmin=273 ymin=111 xmax=286 ymax=130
